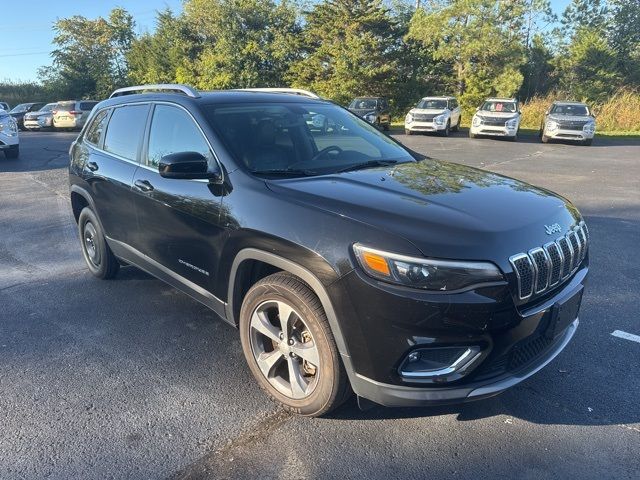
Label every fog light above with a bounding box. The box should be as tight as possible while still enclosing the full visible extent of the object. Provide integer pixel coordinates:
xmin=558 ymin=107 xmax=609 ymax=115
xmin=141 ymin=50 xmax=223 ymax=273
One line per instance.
xmin=407 ymin=351 xmax=420 ymax=363
xmin=399 ymin=346 xmax=482 ymax=382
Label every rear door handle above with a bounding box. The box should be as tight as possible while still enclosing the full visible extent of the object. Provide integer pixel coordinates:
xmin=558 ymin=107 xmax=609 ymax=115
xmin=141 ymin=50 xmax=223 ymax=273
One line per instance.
xmin=86 ymin=161 xmax=98 ymax=172
xmin=134 ymin=179 xmax=154 ymax=192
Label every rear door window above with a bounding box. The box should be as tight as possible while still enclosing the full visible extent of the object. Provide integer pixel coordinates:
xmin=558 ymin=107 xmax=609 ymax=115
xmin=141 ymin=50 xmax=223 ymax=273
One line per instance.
xmin=103 ymin=104 xmax=150 ymax=162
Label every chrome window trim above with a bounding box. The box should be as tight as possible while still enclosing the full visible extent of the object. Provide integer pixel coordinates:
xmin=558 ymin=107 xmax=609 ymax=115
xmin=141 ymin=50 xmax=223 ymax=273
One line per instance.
xmin=86 ymin=100 xmax=222 ymax=184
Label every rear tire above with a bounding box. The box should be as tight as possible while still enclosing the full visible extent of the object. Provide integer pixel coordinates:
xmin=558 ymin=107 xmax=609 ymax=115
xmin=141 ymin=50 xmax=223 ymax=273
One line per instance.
xmin=239 ymin=272 xmax=351 ymax=417
xmin=4 ymin=146 xmax=19 ymax=159
xmin=78 ymin=207 xmax=119 ymax=279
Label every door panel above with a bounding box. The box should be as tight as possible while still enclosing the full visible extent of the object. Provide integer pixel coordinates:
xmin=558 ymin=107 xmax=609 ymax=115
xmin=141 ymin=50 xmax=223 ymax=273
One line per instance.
xmin=132 ymin=103 xmax=226 ymax=291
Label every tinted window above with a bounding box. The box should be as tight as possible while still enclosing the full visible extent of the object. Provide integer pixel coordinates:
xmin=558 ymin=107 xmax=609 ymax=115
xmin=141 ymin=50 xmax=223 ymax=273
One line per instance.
xmin=80 ymin=101 xmax=98 ymax=111
xmin=417 ymin=99 xmax=448 ymax=110
xmin=85 ymin=109 xmax=110 ymax=146
xmin=205 ymin=102 xmax=413 ymax=176
xmin=550 ymin=104 xmax=589 ymax=116
xmin=146 ymin=105 xmax=212 ymax=168
xmin=480 ymin=101 xmax=517 ymax=113
xmin=55 ymin=101 xmax=75 ymax=112
xmin=103 ymin=104 xmax=149 ymax=161
xmin=349 ymin=99 xmax=378 ymax=110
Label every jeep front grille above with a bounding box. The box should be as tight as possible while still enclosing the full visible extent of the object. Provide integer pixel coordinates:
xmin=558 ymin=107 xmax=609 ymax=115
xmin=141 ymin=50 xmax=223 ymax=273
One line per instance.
xmin=509 ymin=221 xmax=589 ymax=300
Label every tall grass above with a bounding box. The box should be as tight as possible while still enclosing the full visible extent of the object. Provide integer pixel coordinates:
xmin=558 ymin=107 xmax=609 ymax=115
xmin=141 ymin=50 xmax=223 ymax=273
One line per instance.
xmin=520 ymin=89 xmax=640 ymax=132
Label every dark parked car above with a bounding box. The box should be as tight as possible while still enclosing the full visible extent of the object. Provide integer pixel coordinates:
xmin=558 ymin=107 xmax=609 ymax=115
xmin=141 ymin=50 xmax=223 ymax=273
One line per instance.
xmin=69 ymin=84 xmax=589 ymax=417
xmin=347 ymin=97 xmax=391 ymax=130
xmin=9 ymin=102 xmax=46 ymax=130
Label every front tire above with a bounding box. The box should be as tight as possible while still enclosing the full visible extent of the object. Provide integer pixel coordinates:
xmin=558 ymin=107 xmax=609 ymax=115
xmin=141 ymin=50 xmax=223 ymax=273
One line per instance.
xmin=583 ymin=138 xmax=593 ymax=146
xmin=541 ymin=133 xmax=550 ymax=143
xmin=239 ymin=272 xmax=350 ymax=417
xmin=405 ymin=129 xmax=413 ymax=135
xmin=452 ymin=117 xmax=461 ymax=132
xmin=469 ymin=130 xmax=477 ymax=139
xmin=78 ymin=207 xmax=120 ymax=279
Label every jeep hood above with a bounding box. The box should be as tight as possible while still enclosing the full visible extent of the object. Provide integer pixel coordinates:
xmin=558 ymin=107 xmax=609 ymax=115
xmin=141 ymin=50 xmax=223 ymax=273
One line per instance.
xmin=265 ymin=160 xmax=580 ymax=265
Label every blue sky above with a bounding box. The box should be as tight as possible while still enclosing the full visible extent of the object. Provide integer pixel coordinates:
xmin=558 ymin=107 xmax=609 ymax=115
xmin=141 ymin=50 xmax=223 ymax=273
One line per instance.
xmin=1 ymin=0 xmax=572 ymax=82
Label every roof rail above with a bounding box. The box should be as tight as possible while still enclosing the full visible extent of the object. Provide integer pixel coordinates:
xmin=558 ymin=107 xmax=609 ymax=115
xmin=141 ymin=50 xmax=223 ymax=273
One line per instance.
xmin=239 ymin=88 xmax=320 ymax=99
xmin=109 ymin=84 xmax=200 ymax=99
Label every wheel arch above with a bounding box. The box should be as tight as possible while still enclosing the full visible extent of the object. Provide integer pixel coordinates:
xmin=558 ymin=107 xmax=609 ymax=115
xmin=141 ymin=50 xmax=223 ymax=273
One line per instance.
xmin=227 ymin=248 xmax=354 ymax=372
xmin=70 ymin=185 xmax=96 ymax=223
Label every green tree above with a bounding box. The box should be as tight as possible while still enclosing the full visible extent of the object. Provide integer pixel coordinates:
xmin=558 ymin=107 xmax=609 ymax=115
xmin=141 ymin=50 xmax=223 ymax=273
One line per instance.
xmin=407 ymin=0 xmax=527 ymax=111
xmin=608 ymin=0 xmax=640 ymax=85
xmin=181 ymin=0 xmax=301 ymax=89
xmin=288 ymin=0 xmax=400 ymax=105
xmin=127 ymin=9 xmax=195 ymax=85
xmin=558 ymin=27 xmax=621 ymax=101
xmin=520 ymin=33 xmax=555 ymax=99
xmin=561 ymin=0 xmax=608 ymax=33
xmin=40 ymin=8 xmax=135 ymax=99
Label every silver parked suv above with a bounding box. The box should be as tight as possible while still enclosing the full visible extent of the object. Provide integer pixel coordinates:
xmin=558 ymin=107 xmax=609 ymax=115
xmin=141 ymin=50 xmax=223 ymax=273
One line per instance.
xmin=53 ymin=100 xmax=98 ymax=130
xmin=540 ymin=101 xmax=595 ymax=146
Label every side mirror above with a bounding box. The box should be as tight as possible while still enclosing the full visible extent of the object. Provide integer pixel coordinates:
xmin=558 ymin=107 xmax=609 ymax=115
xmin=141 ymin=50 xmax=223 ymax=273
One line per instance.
xmin=475 ymin=107 xmax=480 ymax=112
xmin=158 ymin=151 xmax=222 ymax=181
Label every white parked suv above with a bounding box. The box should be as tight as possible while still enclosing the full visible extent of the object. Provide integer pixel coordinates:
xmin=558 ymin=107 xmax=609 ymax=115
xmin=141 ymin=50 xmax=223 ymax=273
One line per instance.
xmin=405 ymin=96 xmax=461 ymax=136
xmin=0 ymin=109 xmax=19 ymax=158
xmin=469 ymin=98 xmax=521 ymax=141
xmin=540 ymin=101 xmax=595 ymax=146
xmin=52 ymin=100 xmax=98 ymax=130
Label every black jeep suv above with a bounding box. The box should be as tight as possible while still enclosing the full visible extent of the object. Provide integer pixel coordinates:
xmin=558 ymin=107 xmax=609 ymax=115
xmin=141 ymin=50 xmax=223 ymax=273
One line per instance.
xmin=69 ymin=84 xmax=589 ymax=417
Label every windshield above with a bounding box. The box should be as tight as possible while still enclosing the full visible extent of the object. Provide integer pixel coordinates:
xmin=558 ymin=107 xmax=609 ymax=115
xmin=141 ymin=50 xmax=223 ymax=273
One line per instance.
xmin=416 ymin=99 xmax=448 ymax=110
xmin=349 ymin=99 xmax=378 ymax=110
xmin=39 ymin=103 xmax=56 ymax=113
xmin=480 ymin=101 xmax=517 ymax=113
xmin=205 ymin=102 xmax=414 ymax=176
xmin=550 ymin=104 xmax=589 ymax=116
xmin=9 ymin=103 xmax=30 ymax=113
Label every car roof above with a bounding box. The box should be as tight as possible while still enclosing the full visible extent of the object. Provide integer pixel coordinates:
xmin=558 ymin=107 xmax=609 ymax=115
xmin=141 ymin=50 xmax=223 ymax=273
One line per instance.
xmin=552 ymin=101 xmax=588 ymax=106
xmin=98 ymin=90 xmax=330 ymax=110
xmin=485 ymin=98 xmax=517 ymax=102
xmin=421 ymin=96 xmax=455 ymax=100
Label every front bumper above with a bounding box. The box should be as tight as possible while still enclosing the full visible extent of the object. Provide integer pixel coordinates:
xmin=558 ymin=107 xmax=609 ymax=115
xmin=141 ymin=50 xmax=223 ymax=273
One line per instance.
xmin=405 ymin=121 xmax=447 ymax=132
xmin=545 ymin=128 xmax=594 ymax=141
xmin=330 ymin=261 xmax=587 ymax=407
xmin=24 ymin=119 xmax=40 ymax=129
xmin=470 ymin=124 xmax=518 ymax=137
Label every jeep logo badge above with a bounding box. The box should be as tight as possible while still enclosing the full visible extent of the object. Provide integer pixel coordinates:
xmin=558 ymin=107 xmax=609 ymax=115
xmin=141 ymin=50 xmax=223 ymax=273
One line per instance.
xmin=544 ymin=223 xmax=562 ymax=235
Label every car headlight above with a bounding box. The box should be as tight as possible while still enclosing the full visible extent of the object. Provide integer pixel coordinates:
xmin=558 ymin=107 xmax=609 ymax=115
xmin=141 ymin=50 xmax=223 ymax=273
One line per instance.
xmin=583 ymin=121 xmax=595 ymax=133
xmin=546 ymin=120 xmax=558 ymax=131
xmin=505 ymin=117 xmax=518 ymax=129
xmin=405 ymin=113 xmax=413 ymax=124
xmin=472 ymin=115 xmax=481 ymax=127
xmin=353 ymin=244 xmax=504 ymax=291
xmin=0 ymin=116 xmax=18 ymax=136
xmin=434 ymin=114 xmax=446 ymax=125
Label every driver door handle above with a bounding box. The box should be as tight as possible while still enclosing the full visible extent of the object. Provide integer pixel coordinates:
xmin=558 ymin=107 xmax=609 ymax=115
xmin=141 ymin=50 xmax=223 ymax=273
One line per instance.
xmin=86 ymin=161 xmax=99 ymax=172
xmin=134 ymin=179 xmax=154 ymax=192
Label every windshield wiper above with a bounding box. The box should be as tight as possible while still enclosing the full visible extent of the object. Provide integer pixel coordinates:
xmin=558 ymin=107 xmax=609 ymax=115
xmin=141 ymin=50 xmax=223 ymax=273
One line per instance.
xmin=251 ymin=168 xmax=317 ymax=177
xmin=335 ymin=160 xmax=400 ymax=173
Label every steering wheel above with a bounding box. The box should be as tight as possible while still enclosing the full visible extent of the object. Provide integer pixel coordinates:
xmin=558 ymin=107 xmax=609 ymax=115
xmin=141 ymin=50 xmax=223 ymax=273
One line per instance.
xmin=308 ymin=145 xmax=343 ymax=163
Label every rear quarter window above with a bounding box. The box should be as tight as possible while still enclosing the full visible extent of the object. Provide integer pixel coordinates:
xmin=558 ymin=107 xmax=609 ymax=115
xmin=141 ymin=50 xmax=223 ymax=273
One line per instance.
xmin=84 ymin=109 xmax=110 ymax=147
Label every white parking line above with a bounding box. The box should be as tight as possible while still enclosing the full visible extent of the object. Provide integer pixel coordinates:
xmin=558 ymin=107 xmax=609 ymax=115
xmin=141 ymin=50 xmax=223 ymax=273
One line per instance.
xmin=611 ymin=330 xmax=640 ymax=344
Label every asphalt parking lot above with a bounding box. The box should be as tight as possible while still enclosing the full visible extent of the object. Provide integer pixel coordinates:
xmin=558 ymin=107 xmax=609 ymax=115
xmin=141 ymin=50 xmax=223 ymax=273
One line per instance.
xmin=1 ymin=130 xmax=639 ymax=479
